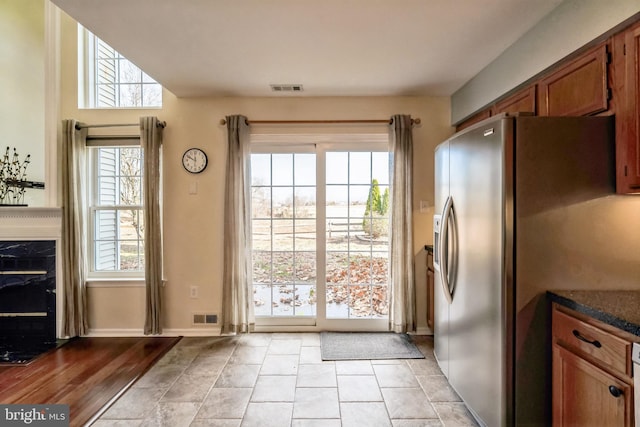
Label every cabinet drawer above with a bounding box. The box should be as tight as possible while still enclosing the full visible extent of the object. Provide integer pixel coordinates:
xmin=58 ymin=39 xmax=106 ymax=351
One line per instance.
xmin=552 ymin=307 xmax=631 ymax=377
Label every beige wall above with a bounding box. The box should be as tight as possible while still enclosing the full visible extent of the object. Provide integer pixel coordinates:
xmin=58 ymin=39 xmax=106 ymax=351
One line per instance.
xmin=58 ymin=11 xmax=452 ymax=334
xmin=1 ymin=0 xmax=46 ymax=206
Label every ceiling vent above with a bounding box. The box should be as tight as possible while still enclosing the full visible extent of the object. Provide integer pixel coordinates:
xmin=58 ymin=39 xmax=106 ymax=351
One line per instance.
xmin=270 ymin=84 xmax=304 ymax=92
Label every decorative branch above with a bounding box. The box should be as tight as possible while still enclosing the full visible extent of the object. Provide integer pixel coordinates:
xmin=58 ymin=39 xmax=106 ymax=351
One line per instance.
xmin=0 ymin=147 xmax=31 ymax=205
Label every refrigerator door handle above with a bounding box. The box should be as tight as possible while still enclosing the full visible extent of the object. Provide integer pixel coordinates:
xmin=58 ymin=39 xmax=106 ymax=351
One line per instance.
xmin=439 ymin=196 xmax=454 ymax=304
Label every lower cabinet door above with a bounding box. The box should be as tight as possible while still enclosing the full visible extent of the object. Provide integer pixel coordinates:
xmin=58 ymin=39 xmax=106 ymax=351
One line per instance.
xmin=553 ymin=344 xmax=632 ymax=427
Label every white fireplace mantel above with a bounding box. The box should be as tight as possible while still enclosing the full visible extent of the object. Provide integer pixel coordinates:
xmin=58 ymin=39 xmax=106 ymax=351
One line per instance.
xmin=0 ymin=207 xmax=62 ymax=239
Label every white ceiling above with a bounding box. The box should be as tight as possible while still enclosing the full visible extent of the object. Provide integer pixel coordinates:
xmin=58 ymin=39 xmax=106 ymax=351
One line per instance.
xmin=51 ymin=0 xmax=564 ymax=98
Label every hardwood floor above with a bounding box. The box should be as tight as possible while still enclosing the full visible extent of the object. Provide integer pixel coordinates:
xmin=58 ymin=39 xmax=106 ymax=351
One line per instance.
xmin=0 ymin=336 xmax=180 ymax=427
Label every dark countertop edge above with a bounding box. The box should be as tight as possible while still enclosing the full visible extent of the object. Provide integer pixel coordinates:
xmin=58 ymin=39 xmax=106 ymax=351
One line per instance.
xmin=547 ymin=291 xmax=640 ymax=338
xmin=424 ymin=245 xmax=433 ymax=253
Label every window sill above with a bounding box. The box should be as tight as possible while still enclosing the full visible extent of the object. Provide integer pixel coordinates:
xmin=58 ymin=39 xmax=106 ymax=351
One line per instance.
xmin=86 ymin=278 xmax=145 ymax=288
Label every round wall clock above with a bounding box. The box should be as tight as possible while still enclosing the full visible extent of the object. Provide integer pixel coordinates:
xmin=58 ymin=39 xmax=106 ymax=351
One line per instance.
xmin=182 ymin=148 xmax=208 ymax=174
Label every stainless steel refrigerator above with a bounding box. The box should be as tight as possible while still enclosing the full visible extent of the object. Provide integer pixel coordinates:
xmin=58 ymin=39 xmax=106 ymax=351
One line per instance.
xmin=433 ymin=113 xmax=615 ymax=427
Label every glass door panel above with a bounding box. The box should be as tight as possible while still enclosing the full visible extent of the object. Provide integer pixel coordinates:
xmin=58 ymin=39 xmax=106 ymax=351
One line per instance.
xmin=325 ymin=151 xmax=390 ymax=323
xmin=251 ymin=153 xmax=317 ymax=321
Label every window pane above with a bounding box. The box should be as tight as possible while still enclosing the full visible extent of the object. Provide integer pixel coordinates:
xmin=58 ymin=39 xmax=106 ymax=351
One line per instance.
xmin=294 ymin=187 xmax=315 ymax=218
xmin=142 ymin=84 xmax=162 ymax=107
xmin=252 ymin=219 xmax=272 ymax=251
xmin=294 ymin=153 xmax=315 ymax=185
xmin=119 ymin=84 xmax=142 ymax=107
xmin=97 ymin=84 xmax=117 ymax=107
xmin=119 ymin=61 xmax=142 ymax=83
xmin=251 ymin=154 xmax=271 ymax=186
xmin=349 ymin=152 xmax=372 ymax=184
xmin=326 ymin=152 xmax=348 ymax=184
xmin=326 ymin=185 xmax=348 ymax=207
xmin=272 ymin=154 xmax=293 ymax=185
xmin=272 ymin=187 xmax=293 ymax=218
xmin=272 ymin=220 xmax=293 ymax=251
xmin=372 ymin=152 xmax=390 ymax=185
xmin=252 ymin=187 xmax=271 ymax=218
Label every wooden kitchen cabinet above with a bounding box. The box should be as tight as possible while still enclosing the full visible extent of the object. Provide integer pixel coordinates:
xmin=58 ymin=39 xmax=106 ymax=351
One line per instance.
xmin=614 ymin=21 xmax=640 ymax=193
xmin=494 ymin=85 xmax=537 ymax=115
xmin=553 ymin=344 xmax=632 ymax=426
xmin=552 ymin=304 xmax=635 ymax=427
xmin=427 ymin=250 xmax=434 ymax=330
xmin=538 ymin=43 xmax=610 ymax=117
xmin=455 ymin=108 xmax=491 ymax=132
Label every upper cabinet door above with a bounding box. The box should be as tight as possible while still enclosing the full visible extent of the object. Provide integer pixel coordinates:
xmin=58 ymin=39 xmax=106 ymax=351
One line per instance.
xmin=623 ymin=22 xmax=640 ymax=193
xmin=539 ymin=44 xmax=610 ymax=117
xmin=494 ymin=85 xmax=537 ymax=115
xmin=455 ymin=108 xmax=491 ymax=132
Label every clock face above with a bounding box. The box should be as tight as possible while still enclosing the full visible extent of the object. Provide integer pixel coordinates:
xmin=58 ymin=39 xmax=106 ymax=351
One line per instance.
xmin=182 ymin=148 xmax=208 ymax=174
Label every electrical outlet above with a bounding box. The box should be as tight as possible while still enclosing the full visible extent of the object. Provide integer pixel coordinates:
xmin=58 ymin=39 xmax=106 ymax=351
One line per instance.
xmin=190 ymin=286 xmax=199 ymax=299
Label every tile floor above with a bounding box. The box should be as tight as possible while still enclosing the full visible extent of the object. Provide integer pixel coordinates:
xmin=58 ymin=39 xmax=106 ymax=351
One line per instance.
xmin=94 ymin=333 xmax=478 ymax=427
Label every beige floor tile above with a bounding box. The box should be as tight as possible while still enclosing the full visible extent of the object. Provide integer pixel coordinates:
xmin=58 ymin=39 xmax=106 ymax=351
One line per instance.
xmin=337 ymin=375 xmax=383 ymax=401
xmin=196 ymin=388 xmax=252 ymax=419
xmin=139 ymin=401 xmax=200 ymax=427
xmin=335 ymin=360 xmax=374 ymax=375
xmin=296 ymin=364 xmax=337 ymax=387
xmin=214 ymin=364 xmax=261 ymax=388
xmin=241 ymin=402 xmax=293 ymax=427
xmin=251 ymin=375 xmax=297 ymax=402
xmin=374 ymin=364 xmax=421 ymax=388
xmin=381 ymin=387 xmax=438 ymax=419
xmin=431 ymin=402 xmax=479 ymax=426
xmin=293 ymin=387 xmax=340 ymax=419
xmin=340 ymin=402 xmax=392 ymax=427
xmin=260 ymin=354 xmax=299 ymax=375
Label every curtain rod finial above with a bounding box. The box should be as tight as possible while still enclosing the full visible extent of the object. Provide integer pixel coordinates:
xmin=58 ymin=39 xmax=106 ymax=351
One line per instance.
xmin=220 ymin=119 xmax=227 ymax=126
xmin=413 ymin=118 xmax=421 ymax=125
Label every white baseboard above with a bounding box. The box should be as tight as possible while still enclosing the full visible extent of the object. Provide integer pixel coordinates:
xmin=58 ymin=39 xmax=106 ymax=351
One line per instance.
xmin=85 ymin=327 xmax=222 ymax=337
xmin=415 ymin=326 xmax=434 ymax=336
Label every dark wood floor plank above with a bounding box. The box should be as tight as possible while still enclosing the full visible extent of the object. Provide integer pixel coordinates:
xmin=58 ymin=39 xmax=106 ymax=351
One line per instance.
xmin=0 ymin=336 xmax=180 ymax=427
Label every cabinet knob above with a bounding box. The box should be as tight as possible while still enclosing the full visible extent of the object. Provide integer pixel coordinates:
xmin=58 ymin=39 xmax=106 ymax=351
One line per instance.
xmin=572 ymin=329 xmax=602 ymax=348
xmin=608 ymin=385 xmax=623 ymax=398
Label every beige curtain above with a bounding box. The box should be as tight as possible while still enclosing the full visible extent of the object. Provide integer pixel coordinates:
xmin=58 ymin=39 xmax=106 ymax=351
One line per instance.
xmin=221 ymin=115 xmax=254 ymax=334
xmin=389 ymin=114 xmax=415 ymax=333
xmin=61 ymin=119 xmax=89 ymax=337
xmin=141 ymin=117 xmax=164 ymax=335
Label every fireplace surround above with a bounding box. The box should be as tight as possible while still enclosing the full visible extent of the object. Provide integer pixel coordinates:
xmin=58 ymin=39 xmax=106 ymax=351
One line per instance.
xmin=0 ymin=240 xmax=56 ymax=340
xmin=0 ymin=208 xmax=62 ymax=345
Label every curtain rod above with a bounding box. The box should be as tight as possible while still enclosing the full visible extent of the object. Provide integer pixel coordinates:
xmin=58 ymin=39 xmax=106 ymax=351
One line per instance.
xmin=218 ymin=118 xmax=421 ymax=126
xmin=75 ymin=121 xmax=166 ymax=130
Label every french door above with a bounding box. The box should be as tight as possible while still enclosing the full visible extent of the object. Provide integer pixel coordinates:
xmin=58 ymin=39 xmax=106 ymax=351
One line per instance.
xmin=251 ymin=142 xmax=390 ymax=330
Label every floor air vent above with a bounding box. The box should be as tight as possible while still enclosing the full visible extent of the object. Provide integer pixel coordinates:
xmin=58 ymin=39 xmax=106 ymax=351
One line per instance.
xmin=192 ymin=313 xmax=218 ymax=325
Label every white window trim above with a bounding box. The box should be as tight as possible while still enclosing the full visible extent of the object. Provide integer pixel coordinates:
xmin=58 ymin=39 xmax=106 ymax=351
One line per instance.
xmin=86 ymin=142 xmax=145 ymax=281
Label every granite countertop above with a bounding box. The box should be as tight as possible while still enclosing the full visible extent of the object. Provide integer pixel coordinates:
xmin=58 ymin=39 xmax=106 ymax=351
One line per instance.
xmin=547 ymin=290 xmax=640 ymax=337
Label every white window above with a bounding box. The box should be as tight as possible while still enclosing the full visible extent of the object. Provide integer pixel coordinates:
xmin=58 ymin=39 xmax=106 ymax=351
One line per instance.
xmin=88 ymin=142 xmax=144 ymax=278
xmin=78 ymin=25 xmax=162 ymax=108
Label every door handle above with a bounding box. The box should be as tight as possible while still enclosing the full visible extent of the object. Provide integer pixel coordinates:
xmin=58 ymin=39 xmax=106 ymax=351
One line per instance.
xmin=608 ymin=385 xmax=623 ymax=398
xmin=439 ymin=196 xmax=454 ymax=304
xmin=572 ymin=329 xmax=602 ymax=348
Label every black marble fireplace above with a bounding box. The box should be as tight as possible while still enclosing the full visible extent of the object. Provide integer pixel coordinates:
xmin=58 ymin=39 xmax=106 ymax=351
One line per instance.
xmin=0 ymin=240 xmax=58 ymax=363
